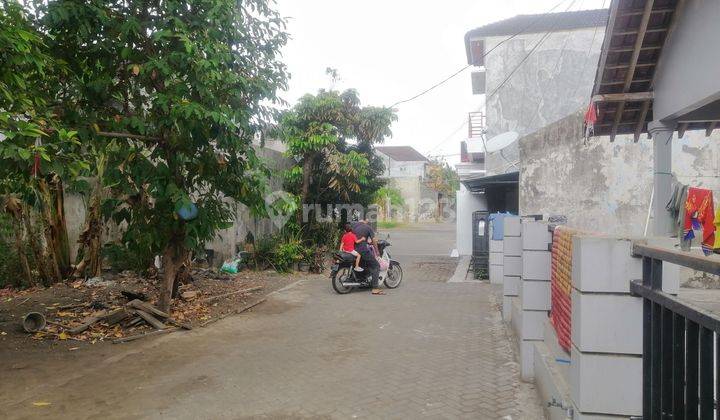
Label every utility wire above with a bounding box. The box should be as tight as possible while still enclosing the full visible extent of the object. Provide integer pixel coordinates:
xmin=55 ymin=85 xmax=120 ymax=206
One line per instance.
xmin=426 ymin=0 xmax=579 ymax=155
xmin=390 ymin=0 xmax=570 ymax=109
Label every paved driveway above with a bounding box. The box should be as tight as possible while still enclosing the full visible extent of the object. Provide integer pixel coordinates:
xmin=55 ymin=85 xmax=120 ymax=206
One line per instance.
xmin=3 ymin=223 xmax=541 ymax=419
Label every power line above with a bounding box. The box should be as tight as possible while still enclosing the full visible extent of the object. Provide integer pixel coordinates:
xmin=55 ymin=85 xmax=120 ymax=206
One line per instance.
xmin=425 ymin=0 xmax=592 ymax=157
xmin=390 ymin=0 xmax=570 ymax=109
xmin=485 ymin=0 xmax=580 ymax=102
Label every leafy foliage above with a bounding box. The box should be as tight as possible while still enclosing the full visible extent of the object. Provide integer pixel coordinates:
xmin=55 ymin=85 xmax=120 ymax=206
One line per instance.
xmin=426 ymin=159 xmax=460 ymax=196
xmin=277 ymin=89 xmax=396 ymax=212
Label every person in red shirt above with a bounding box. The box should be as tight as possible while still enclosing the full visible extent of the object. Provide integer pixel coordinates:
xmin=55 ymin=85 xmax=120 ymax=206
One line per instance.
xmin=340 ymin=223 xmax=364 ymax=271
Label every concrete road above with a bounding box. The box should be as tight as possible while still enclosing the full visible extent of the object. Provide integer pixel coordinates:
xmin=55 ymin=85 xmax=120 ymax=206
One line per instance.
xmin=2 ymin=223 xmax=541 ymax=419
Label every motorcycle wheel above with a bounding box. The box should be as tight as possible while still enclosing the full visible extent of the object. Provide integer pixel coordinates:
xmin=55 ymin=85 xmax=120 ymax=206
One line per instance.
xmin=331 ymin=267 xmax=353 ymax=294
xmin=384 ymin=263 xmax=403 ymax=289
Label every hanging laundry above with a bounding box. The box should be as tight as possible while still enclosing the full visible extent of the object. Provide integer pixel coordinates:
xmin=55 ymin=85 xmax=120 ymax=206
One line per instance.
xmin=714 ymin=209 xmax=720 ymax=252
xmin=488 ymin=212 xmax=514 ymax=241
xmin=683 ymin=187 xmax=715 ymax=256
xmin=666 ymin=180 xmax=690 ymax=250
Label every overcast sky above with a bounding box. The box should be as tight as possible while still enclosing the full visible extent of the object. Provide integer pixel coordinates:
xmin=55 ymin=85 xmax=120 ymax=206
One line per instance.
xmin=275 ymin=0 xmax=606 ymax=165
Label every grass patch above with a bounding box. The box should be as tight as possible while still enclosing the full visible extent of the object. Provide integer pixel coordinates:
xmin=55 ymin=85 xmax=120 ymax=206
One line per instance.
xmin=377 ymin=221 xmax=405 ymax=229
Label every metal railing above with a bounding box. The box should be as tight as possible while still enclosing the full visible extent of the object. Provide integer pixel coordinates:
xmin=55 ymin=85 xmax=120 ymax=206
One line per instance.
xmin=468 ymin=112 xmax=486 ymax=138
xmin=631 ymin=243 xmax=720 ymax=420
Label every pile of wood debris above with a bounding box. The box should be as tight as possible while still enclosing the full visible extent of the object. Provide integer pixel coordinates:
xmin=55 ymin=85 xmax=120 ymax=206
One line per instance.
xmin=34 ymin=285 xmax=262 ymax=344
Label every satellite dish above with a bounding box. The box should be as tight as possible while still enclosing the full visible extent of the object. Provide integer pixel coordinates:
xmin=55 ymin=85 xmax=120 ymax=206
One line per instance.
xmin=484 ymin=131 xmax=518 ymax=153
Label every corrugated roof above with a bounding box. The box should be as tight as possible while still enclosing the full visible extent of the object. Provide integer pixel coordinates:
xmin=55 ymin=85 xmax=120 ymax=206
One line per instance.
xmin=465 ymin=8 xmax=609 ymax=40
xmin=375 ymin=146 xmax=429 ymax=162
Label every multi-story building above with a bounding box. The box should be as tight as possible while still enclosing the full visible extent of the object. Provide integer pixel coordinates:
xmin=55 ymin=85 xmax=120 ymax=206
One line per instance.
xmin=455 ymin=9 xmax=608 ymax=255
xmin=464 ymin=9 xmax=608 ymax=175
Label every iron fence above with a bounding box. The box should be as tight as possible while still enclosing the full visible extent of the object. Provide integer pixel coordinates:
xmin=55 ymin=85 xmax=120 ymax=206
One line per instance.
xmin=631 ymin=243 xmax=720 ymax=420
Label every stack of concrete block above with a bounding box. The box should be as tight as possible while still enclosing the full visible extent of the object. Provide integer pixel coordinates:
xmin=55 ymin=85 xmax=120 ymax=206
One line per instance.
xmin=569 ymin=235 xmax=645 ymax=418
xmin=489 ymin=232 xmax=504 ymax=284
xmin=516 ymin=220 xmax=552 ymax=381
xmin=502 ymin=216 xmax=522 ymax=321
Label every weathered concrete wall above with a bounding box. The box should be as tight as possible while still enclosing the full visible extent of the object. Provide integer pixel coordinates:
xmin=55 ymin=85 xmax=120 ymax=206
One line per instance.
xmin=387 ymin=177 xmax=439 ymax=221
xmin=519 ymin=110 xmax=720 ymax=236
xmin=65 ymin=145 xmax=293 ymax=266
xmin=483 ymin=27 xmax=603 ymax=176
xmin=484 ymin=28 xmax=604 ymax=140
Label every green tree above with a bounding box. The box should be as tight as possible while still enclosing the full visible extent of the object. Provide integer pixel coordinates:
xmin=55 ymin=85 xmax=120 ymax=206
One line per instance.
xmin=0 ymin=1 xmax=84 ymax=285
xmin=425 ymin=159 xmax=459 ymax=219
xmin=277 ymin=89 xmax=395 ymax=223
xmin=42 ymin=0 xmax=289 ymax=310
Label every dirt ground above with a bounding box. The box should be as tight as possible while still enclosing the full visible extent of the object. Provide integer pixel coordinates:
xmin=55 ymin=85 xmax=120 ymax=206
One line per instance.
xmin=0 ymin=267 xmax=309 ymax=360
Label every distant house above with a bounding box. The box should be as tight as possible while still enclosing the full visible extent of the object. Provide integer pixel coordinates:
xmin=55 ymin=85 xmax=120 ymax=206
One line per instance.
xmin=375 ymin=146 xmax=437 ymax=220
xmin=375 ymin=146 xmax=429 ymax=180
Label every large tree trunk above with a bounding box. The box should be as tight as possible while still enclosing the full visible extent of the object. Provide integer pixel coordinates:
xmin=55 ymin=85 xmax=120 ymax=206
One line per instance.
xmin=298 ymin=155 xmax=313 ymax=224
xmin=73 ymin=187 xmax=103 ymax=278
xmin=4 ymin=199 xmax=33 ymax=287
xmin=37 ymin=176 xmax=71 ymax=282
xmin=158 ymin=239 xmax=187 ymax=313
xmin=22 ymin=205 xmax=50 ymax=285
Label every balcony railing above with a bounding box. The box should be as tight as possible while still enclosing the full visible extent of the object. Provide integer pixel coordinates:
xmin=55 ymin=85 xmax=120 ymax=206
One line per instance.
xmin=468 ymin=112 xmax=486 ymax=138
xmin=631 ymin=243 xmax=720 ymax=419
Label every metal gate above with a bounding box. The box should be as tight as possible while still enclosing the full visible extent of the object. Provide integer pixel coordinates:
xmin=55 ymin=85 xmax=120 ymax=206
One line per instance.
xmin=631 ymin=243 xmax=720 ymax=419
xmin=471 ymin=211 xmax=489 ymax=279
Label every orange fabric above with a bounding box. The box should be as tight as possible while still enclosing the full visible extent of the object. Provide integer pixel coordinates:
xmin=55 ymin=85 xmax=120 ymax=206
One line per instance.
xmin=684 ymin=187 xmax=715 ymax=256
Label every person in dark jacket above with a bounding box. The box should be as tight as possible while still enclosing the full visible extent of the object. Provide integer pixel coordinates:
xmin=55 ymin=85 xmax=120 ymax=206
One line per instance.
xmin=351 ymin=219 xmax=383 ymax=294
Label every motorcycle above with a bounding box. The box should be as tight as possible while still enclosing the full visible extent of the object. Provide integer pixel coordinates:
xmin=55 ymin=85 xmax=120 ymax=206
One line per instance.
xmin=330 ymin=239 xmax=403 ymax=294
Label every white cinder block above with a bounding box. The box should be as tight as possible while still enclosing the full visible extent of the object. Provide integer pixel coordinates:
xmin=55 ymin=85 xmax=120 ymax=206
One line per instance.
xmin=489 ymin=252 xmax=503 ymax=265
xmin=511 ymin=297 xmax=522 ymax=338
xmin=522 ymin=280 xmax=551 ymax=311
xmin=490 ymin=239 xmax=504 ymax=253
xmin=503 ymin=275 xmax=519 ymax=296
xmin=662 ymin=262 xmax=680 ymax=295
xmin=520 ymin=340 xmax=536 ymax=381
xmin=505 ymin=216 xmax=521 ymax=237
xmin=573 ymin=407 xmax=627 ymax=420
xmin=502 ymin=295 xmax=512 ymax=322
xmin=534 ymin=342 xmax=573 ymax=420
xmin=490 ymin=264 xmax=504 ymax=284
xmin=572 ymin=236 xmax=642 ymax=293
xmin=504 ymin=255 xmax=522 ymax=276
xmin=570 ymin=346 xmax=642 ymax=416
xmin=521 ymin=309 xmax=547 ymax=341
xmin=522 ymin=250 xmax=551 ymax=280
xmin=503 ymin=236 xmax=522 ymax=256
xmin=571 ymin=290 xmax=642 ymax=355
xmin=522 ymin=221 xmax=552 ymax=250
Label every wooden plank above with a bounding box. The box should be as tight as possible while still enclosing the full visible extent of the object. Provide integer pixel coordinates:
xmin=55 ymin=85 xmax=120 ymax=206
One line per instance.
xmin=605 ymin=62 xmax=656 ymax=70
xmin=706 ymin=121 xmax=718 ymax=137
xmin=609 ymin=45 xmax=662 ymax=53
xmin=613 ymin=27 xmax=668 ymax=36
xmin=593 ymin=92 xmax=654 ymax=102
xmin=610 ymin=101 xmax=626 ymax=142
xmin=623 ymin=0 xmax=656 ymax=93
xmin=592 ymin=0 xmax=620 ymax=95
xmin=677 ymin=122 xmax=688 ymax=139
xmin=634 ymin=101 xmax=651 ymax=142
xmin=134 ymin=309 xmax=167 ymax=330
xmin=618 ymin=7 xmax=674 ymax=17
xmin=104 ymin=308 xmax=132 ymax=326
xmin=68 ymin=310 xmax=108 ymax=335
xmin=127 ymin=299 xmax=169 ymax=319
xmin=600 ymin=78 xmax=653 ymax=86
